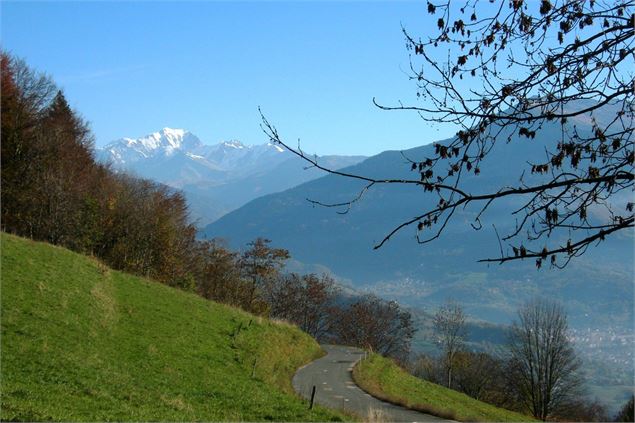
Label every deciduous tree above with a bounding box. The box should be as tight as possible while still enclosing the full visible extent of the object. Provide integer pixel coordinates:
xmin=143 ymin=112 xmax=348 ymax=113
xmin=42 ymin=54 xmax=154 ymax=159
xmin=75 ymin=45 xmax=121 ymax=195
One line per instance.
xmin=453 ymin=351 xmax=506 ymax=403
xmin=331 ymin=294 xmax=415 ymax=362
xmin=433 ymin=300 xmax=467 ymax=389
xmin=507 ymin=298 xmax=582 ymax=420
xmin=614 ymin=395 xmax=634 ymax=422
xmin=240 ymin=238 xmax=290 ymax=314
xmin=266 ymin=273 xmax=340 ymax=340
xmin=193 ymin=239 xmax=243 ymax=305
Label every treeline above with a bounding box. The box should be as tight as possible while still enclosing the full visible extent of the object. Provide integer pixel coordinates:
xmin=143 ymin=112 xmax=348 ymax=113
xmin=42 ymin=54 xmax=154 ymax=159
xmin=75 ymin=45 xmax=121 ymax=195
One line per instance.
xmin=413 ymin=349 xmax=610 ymax=421
xmin=194 ymin=237 xmax=415 ymax=360
xmin=410 ymin=299 xmax=631 ymax=422
xmin=1 ymin=53 xmax=415 ymax=359
xmin=2 ymin=53 xmax=198 ymax=289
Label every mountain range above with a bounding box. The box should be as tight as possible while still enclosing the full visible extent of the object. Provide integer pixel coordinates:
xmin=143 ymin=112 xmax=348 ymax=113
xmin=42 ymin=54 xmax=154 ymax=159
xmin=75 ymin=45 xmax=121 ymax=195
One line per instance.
xmin=203 ymin=113 xmax=634 ymax=334
xmin=96 ymin=128 xmax=366 ymax=225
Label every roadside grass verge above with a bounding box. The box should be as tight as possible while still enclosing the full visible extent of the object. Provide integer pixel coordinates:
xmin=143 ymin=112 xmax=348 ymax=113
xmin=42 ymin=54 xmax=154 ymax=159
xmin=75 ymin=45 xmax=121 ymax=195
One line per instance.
xmin=353 ymin=353 xmax=535 ymax=422
xmin=1 ymin=233 xmax=345 ymax=421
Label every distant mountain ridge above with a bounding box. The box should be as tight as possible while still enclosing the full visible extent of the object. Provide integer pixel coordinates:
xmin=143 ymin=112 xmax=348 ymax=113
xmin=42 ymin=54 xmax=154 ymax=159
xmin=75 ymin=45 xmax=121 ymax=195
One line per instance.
xmin=99 ymin=128 xmax=205 ymax=166
xmin=97 ymin=128 xmax=288 ymax=186
xmin=203 ymin=113 xmax=634 ymax=332
xmin=96 ymin=128 xmax=366 ymax=225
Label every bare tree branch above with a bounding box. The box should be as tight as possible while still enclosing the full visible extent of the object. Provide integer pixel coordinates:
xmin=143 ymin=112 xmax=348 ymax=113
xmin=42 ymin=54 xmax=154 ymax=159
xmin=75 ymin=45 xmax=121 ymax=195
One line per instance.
xmin=259 ymin=0 xmax=634 ymax=266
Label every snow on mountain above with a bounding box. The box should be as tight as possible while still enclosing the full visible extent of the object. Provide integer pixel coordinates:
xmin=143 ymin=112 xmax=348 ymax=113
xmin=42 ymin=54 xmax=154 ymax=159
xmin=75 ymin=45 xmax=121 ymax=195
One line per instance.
xmin=97 ymin=128 xmax=287 ymax=175
xmin=99 ymin=128 xmax=202 ymax=166
xmin=196 ymin=139 xmax=288 ymax=173
xmin=96 ymin=127 xmax=366 ymax=226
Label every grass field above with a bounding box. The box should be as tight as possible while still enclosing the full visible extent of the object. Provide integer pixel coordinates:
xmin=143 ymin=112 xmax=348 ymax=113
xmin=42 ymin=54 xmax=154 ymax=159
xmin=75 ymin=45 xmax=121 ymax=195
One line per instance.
xmin=353 ymin=353 xmax=536 ymax=422
xmin=0 ymin=233 xmax=344 ymax=421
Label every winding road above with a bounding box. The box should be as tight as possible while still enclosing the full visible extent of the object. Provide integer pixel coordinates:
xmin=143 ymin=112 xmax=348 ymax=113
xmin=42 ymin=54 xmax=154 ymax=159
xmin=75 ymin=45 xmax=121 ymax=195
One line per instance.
xmin=292 ymin=345 xmax=449 ymax=422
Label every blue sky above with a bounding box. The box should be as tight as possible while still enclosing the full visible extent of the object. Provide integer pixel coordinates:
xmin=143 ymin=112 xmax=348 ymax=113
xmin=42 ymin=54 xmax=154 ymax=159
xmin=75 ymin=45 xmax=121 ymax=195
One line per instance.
xmin=1 ymin=1 xmax=455 ymax=156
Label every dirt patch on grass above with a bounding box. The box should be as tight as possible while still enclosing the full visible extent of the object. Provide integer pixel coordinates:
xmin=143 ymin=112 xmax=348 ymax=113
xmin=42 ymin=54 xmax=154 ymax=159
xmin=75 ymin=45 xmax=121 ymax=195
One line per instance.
xmin=90 ymin=278 xmax=118 ymax=328
xmin=160 ymin=394 xmax=192 ymax=412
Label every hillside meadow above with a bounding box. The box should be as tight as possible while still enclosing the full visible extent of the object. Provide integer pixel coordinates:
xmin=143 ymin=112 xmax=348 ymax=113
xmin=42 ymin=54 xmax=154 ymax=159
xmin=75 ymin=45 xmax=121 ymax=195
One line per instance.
xmin=0 ymin=233 xmax=344 ymax=421
xmin=353 ymin=353 xmax=536 ymax=422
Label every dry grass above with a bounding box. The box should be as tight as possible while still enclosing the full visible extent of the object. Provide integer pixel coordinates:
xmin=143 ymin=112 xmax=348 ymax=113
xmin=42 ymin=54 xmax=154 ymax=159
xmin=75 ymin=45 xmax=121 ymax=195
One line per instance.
xmin=90 ymin=279 xmax=118 ymax=328
xmin=366 ymin=406 xmax=389 ymax=423
xmin=270 ymin=317 xmax=297 ymax=328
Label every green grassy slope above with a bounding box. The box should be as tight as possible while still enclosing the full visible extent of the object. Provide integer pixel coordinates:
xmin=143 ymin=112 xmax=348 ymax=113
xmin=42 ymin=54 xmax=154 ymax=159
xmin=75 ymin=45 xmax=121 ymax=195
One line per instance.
xmin=353 ymin=353 xmax=535 ymax=422
xmin=0 ymin=233 xmax=343 ymax=421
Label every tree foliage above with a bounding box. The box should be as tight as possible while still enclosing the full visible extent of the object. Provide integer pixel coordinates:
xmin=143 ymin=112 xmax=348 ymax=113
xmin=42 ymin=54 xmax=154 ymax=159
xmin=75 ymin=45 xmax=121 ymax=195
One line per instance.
xmin=1 ymin=55 xmax=96 ymax=247
xmin=614 ymin=395 xmax=634 ymax=422
xmin=452 ymin=351 xmax=507 ymax=404
xmin=193 ymin=239 xmax=243 ymax=305
xmin=265 ymin=273 xmax=340 ymax=340
xmin=240 ymin=237 xmax=290 ymax=314
xmin=261 ymin=0 xmax=634 ymax=266
xmin=330 ymin=294 xmax=416 ymax=362
xmin=550 ymin=397 xmax=609 ymax=422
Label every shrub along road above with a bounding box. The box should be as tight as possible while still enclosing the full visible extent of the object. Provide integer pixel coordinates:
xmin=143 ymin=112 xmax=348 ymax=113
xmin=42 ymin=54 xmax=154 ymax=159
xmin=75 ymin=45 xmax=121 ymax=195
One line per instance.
xmin=293 ymin=345 xmax=448 ymax=422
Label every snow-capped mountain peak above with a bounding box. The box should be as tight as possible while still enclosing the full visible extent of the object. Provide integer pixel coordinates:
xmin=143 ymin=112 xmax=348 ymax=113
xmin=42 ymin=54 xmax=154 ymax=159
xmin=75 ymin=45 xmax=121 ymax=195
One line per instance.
xmin=161 ymin=127 xmax=186 ymax=138
xmin=99 ymin=127 xmax=204 ymax=165
xmin=97 ymin=128 xmax=291 ymax=180
xmin=267 ymin=142 xmax=285 ymax=153
xmin=138 ymin=127 xmax=199 ymax=151
xmin=95 ymin=127 xmax=366 ymax=226
xmin=222 ymin=140 xmax=245 ymax=149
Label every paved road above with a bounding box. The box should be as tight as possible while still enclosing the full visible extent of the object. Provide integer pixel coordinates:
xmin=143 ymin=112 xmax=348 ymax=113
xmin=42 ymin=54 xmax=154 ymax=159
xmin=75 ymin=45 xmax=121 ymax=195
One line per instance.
xmin=293 ymin=345 xmax=449 ymax=422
